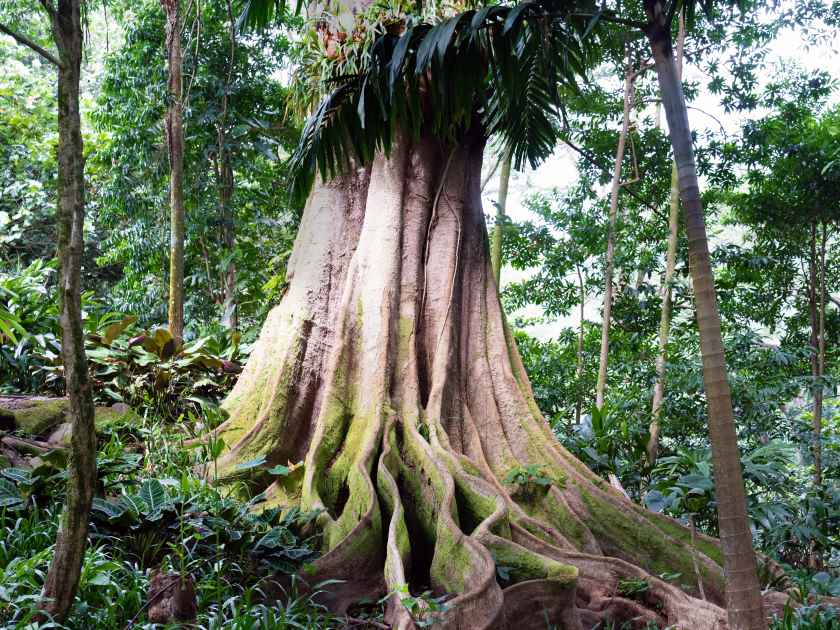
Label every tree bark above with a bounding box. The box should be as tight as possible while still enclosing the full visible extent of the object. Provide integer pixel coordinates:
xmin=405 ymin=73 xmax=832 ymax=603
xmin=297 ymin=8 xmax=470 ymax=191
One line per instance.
xmin=219 ymin=0 xmax=238 ymax=331
xmin=40 ymin=0 xmax=98 ymax=621
xmin=490 ymin=150 xmax=511 ymax=287
xmin=648 ymin=11 xmax=685 ymax=465
xmin=644 ymin=1 xmax=767 ymax=627
xmin=807 ymin=221 xmax=825 ymax=569
xmin=574 ymin=264 xmax=585 ymax=426
xmin=808 ymin=221 xmax=822 ymax=491
xmin=163 ymin=0 xmax=186 ymax=342
xmin=198 ymin=124 xmax=749 ymax=628
xmin=595 ymin=55 xmax=635 ymax=410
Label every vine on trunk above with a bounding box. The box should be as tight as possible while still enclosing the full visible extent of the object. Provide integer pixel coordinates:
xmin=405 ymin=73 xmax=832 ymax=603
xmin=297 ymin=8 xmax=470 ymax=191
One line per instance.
xmin=198 ymin=131 xmax=763 ymax=628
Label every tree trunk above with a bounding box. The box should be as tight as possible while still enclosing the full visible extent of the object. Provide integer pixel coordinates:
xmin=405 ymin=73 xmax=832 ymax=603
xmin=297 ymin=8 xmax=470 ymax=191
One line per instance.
xmin=219 ymin=0 xmax=238 ymax=331
xmin=202 ymin=127 xmax=744 ymax=628
xmin=808 ymin=221 xmax=822 ymax=490
xmin=163 ymin=0 xmax=186 ymax=342
xmin=40 ymin=0 xmax=98 ymax=620
xmin=644 ymin=2 xmax=767 ymax=627
xmin=648 ymin=11 xmax=685 ymax=465
xmin=490 ymin=150 xmax=511 ymax=287
xmin=807 ymin=221 xmax=824 ymax=569
xmin=595 ymin=56 xmax=634 ymax=411
xmin=574 ymin=264 xmax=585 ymax=426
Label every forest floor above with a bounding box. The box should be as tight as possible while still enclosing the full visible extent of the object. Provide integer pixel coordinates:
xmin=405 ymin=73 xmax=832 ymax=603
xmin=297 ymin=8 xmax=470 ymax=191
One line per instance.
xmin=0 ymin=396 xmax=389 ymax=629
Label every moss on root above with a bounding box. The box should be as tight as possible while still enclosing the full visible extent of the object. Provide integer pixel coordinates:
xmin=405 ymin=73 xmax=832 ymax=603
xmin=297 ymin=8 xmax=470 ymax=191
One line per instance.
xmin=580 ymin=489 xmax=725 ymax=598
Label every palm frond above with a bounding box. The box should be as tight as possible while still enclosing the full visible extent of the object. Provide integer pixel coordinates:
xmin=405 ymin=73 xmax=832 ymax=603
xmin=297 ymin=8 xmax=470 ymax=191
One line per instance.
xmin=288 ymin=0 xmax=602 ymax=205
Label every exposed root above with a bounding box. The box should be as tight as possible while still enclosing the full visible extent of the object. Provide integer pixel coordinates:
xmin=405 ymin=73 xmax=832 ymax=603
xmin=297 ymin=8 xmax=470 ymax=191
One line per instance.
xmin=206 ymin=131 xmax=782 ymax=629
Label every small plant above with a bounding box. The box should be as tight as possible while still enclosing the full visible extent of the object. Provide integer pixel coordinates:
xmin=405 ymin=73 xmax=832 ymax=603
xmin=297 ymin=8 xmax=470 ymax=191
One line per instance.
xmin=390 ymin=583 xmax=451 ymax=628
xmin=504 ymin=464 xmax=556 ymax=498
xmin=772 ymin=602 xmax=840 ymax=630
xmin=617 ymin=577 xmax=650 ymax=600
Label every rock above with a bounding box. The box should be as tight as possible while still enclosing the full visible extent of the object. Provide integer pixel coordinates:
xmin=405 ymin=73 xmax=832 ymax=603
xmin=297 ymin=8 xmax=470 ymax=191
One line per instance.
xmin=0 ymin=397 xmax=68 ymax=436
xmin=147 ymin=571 xmax=197 ymax=623
xmin=0 ymin=397 xmax=139 ymax=439
xmin=47 ymin=422 xmax=73 ymax=447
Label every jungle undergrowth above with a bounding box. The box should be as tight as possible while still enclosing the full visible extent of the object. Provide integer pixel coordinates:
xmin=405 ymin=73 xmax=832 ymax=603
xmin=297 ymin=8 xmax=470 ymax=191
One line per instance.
xmin=0 ymin=415 xmax=386 ymax=629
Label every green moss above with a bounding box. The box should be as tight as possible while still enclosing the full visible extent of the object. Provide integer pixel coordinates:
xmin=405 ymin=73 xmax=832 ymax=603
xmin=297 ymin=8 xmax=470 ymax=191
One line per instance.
xmin=93 ymin=405 xmax=138 ymax=429
xmin=216 ymin=324 xmax=305 ymax=473
xmin=325 ymin=466 xmax=381 ymax=550
xmin=6 ymin=399 xmax=68 ymax=435
xmin=453 ymin=477 xmax=506 ymax=537
xmin=515 ymin=491 xmax=588 ymax=550
xmin=579 ymin=489 xmax=724 ymax=596
xmin=486 ymin=537 xmax=578 ymax=585
xmin=648 ymin=512 xmax=724 ymax=567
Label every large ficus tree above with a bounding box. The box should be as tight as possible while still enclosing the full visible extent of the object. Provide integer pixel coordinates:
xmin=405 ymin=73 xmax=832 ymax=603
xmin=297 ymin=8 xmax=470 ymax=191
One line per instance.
xmin=199 ymin=0 xmax=780 ymax=627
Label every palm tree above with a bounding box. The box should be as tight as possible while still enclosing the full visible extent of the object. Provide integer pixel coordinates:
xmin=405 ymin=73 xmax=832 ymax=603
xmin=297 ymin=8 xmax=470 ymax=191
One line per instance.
xmin=642 ymin=1 xmax=766 ymax=627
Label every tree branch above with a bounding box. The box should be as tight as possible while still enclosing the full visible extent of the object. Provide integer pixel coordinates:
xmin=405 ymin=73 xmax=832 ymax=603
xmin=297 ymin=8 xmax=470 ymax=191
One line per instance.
xmin=561 ymin=137 xmax=667 ymax=222
xmin=37 ymin=0 xmax=57 ymax=17
xmin=0 ymin=22 xmax=62 ymax=68
xmin=571 ymin=12 xmax=649 ymax=30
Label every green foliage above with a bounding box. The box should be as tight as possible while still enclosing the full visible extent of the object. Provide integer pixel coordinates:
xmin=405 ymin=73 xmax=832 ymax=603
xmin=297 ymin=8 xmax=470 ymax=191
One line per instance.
xmin=0 ymin=416 xmax=336 ymax=628
xmin=772 ymin=603 xmax=840 ymax=630
xmin=616 ymin=576 xmax=649 ymax=599
xmin=390 ymin=583 xmax=451 ymax=628
xmin=92 ymin=0 xmax=300 ymax=331
xmin=0 ymin=40 xmax=56 ymax=267
xmin=0 ymin=259 xmax=61 ymax=392
xmin=504 ymin=463 xmax=554 ymax=488
xmin=0 ymin=259 xmax=244 ymax=420
xmin=287 ymin=0 xmax=599 ymax=204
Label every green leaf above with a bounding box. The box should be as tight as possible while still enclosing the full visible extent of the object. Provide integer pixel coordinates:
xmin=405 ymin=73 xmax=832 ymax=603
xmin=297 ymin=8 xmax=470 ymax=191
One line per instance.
xmin=92 ymin=497 xmax=126 ymax=520
xmin=102 ymin=315 xmax=137 ymax=346
xmin=236 ymin=456 xmax=267 ymax=471
xmin=138 ymin=479 xmax=167 ymax=513
xmin=0 ymin=478 xmax=23 ymax=508
xmin=1 ymin=468 xmax=33 ymax=485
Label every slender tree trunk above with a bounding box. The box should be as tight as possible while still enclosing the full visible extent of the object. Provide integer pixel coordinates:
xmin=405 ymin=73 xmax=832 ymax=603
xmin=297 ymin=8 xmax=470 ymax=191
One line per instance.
xmin=595 ymin=55 xmax=634 ymax=410
xmin=644 ymin=2 xmax=767 ymax=627
xmin=808 ymin=221 xmax=822 ymax=491
xmin=574 ymin=264 xmax=585 ymax=425
xmin=163 ymin=0 xmax=186 ymax=342
xmin=40 ymin=0 xmax=97 ymax=620
xmin=490 ymin=149 xmax=511 ymax=287
xmin=648 ymin=12 xmax=685 ymax=465
xmin=219 ymin=0 xmax=237 ymax=330
xmin=807 ymin=221 xmax=824 ymax=569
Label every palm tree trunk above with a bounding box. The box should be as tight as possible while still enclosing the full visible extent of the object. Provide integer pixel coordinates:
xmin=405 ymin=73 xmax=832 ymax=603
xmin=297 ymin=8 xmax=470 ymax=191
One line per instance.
xmin=645 ymin=0 xmax=767 ymax=630
xmin=40 ymin=0 xmax=97 ymax=620
xmin=490 ymin=149 xmax=512 ymax=287
xmin=163 ymin=0 xmax=186 ymax=342
xmin=595 ymin=55 xmax=634 ymax=410
xmin=648 ymin=12 xmax=685 ymax=465
xmin=644 ymin=3 xmax=767 ymax=627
